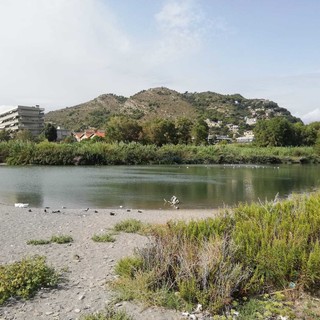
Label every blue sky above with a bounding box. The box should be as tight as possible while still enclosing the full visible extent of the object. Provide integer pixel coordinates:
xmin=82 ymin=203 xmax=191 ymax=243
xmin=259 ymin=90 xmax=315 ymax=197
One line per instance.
xmin=0 ymin=0 xmax=319 ymax=123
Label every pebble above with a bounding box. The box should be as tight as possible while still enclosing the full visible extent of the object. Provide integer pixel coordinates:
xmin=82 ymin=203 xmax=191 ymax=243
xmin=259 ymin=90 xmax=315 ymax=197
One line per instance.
xmin=78 ymin=294 xmax=85 ymax=300
xmin=74 ymin=308 xmax=81 ymax=313
xmin=45 ymin=311 xmax=54 ymax=316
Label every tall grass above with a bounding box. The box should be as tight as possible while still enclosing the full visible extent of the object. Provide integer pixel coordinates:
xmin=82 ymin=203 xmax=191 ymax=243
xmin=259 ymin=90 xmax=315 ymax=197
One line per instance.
xmin=0 ymin=141 xmax=318 ymax=165
xmin=113 ymin=192 xmax=320 ymax=313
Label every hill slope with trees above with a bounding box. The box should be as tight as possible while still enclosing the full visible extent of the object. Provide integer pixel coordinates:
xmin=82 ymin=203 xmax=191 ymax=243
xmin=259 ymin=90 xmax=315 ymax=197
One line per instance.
xmin=45 ymin=87 xmax=300 ymax=133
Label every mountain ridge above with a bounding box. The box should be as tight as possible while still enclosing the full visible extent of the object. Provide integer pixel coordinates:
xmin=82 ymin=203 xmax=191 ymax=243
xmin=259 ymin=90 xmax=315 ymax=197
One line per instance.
xmin=45 ymin=87 xmax=300 ymax=132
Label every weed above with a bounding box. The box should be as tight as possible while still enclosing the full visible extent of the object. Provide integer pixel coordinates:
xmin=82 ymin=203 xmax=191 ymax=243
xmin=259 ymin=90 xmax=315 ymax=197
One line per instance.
xmin=50 ymin=235 xmax=73 ymax=244
xmin=115 ymin=257 xmax=144 ymax=278
xmin=0 ymin=256 xmax=59 ymax=304
xmin=26 ymin=239 xmax=51 ymax=245
xmin=27 ymin=235 xmax=73 ymax=245
xmin=92 ymin=233 xmax=115 ymax=243
xmin=81 ymin=304 xmax=133 ymax=320
xmin=112 ymin=191 xmax=320 ymax=315
xmin=114 ymin=219 xmax=146 ymax=234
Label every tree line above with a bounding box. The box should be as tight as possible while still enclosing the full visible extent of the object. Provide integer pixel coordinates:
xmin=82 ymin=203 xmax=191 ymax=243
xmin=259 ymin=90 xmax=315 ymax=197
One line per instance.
xmin=1 ymin=115 xmax=320 ymax=149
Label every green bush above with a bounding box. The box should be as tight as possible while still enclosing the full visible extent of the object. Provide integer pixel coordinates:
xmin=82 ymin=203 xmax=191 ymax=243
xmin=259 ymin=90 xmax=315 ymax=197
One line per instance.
xmin=27 ymin=235 xmax=73 ymax=245
xmin=115 ymin=257 xmax=144 ymax=279
xmin=50 ymin=235 xmax=73 ymax=244
xmin=0 ymin=141 xmax=318 ymax=165
xmin=113 ymin=192 xmax=320 ymax=313
xmin=114 ymin=219 xmax=145 ymax=234
xmin=92 ymin=233 xmax=115 ymax=243
xmin=27 ymin=239 xmax=51 ymax=245
xmin=0 ymin=256 xmax=59 ymax=304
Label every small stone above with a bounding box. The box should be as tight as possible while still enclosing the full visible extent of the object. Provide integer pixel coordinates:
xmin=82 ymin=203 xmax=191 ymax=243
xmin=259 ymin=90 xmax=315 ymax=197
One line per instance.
xmin=74 ymin=308 xmax=81 ymax=313
xmin=78 ymin=294 xmax=85 ymax=300
xmin=115 ymin=302 xmax=122 ymax=307
xmin=45 ymin=311 xmax=54 ymax=316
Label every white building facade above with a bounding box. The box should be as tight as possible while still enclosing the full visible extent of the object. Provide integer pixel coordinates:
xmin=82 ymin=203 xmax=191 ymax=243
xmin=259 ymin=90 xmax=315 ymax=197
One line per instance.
xmin=0 ymin=105 xmax=44 ymax=136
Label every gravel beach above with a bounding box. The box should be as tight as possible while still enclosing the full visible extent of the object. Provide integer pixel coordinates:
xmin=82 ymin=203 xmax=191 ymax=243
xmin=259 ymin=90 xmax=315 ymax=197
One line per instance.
xmin=0 ymin=204 xmax=218 ymax=320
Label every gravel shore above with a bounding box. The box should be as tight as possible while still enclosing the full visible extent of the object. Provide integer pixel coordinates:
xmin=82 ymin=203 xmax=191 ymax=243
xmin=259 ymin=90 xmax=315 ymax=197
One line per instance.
xmin=0 ymin=204 xmax=218 ymax=320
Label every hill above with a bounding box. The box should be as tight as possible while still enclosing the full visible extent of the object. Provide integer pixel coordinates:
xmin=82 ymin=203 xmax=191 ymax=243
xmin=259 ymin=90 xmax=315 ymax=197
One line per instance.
xmin=45 ymin=87 xmax=300 ymax=133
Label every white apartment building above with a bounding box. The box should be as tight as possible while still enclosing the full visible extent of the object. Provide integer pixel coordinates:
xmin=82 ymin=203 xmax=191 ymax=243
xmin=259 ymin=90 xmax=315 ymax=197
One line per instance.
xmin=0 ymin=105 xmax=44 ymax=136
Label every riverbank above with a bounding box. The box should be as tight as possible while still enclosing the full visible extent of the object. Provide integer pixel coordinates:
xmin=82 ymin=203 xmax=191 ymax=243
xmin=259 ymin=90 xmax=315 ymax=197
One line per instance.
xmin=0 ymin=204 xmax=218 ymax=320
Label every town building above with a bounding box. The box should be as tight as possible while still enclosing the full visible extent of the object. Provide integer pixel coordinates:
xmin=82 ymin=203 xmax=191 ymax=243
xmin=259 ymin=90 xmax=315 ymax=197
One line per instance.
xmin=72 ymin=130 xmax=105 ymax=142
xmin=56 ymin=126 xmax=72 ymax=141
xmin=0 ymin=105 xmax=44 ymax=136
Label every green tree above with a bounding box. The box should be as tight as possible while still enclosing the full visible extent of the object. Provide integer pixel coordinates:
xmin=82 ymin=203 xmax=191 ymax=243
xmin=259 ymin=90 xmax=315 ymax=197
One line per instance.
xmin=13 ymin=129 xmax=34 ymax=142
xmin=44 ymin=123 xmax=57 ymax=142
xmin=106 ymin=116 xmax=142 ymax=143
xmin=0 ymin=130 xmax=11 ymax=142
xmin=142 ymin=118 xmax=177 ymax=146
xmin=191 ymin=119 xmax=208 ymax=145
xmin=254 ymin=117 xmax=296 ymax=147
xmin=175 ymin=117 xmax=193 ymax=144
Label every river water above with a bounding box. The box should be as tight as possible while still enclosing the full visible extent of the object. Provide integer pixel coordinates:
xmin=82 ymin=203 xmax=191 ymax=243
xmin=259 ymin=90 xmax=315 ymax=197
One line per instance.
xmin=0 ymin=164 xmax=319 ymax=209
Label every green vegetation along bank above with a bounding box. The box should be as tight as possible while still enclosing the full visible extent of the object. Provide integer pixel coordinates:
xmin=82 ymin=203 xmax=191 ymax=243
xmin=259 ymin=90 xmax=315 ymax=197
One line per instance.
xmin=113 ymin=191 xmax=320 ymax=318
xmin=0 ymin=141 xmax=319 ymax=165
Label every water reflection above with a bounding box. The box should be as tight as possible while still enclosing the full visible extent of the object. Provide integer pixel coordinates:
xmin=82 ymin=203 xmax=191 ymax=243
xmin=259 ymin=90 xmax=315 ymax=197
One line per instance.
xmin=0 ymin=165 xmax=319 ymax=209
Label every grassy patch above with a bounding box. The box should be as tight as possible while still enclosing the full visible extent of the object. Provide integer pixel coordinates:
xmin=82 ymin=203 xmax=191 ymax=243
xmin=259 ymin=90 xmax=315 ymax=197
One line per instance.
xmin=26 ymin=239 xmax=51 ymax=245
xmin=81 ymin=305 xmax=133 ymax=320
xmin=50 ymin=235 xmax=73 ymax=244
xmin=92 ymin=233 xmax=116 ymax=243
xmin=114 ymin=219 xmax=148 ymax=234
xmin=27 ymin=235 xmax=73 ymax=245
xmin=0 ymin=256 xmax=59 ymax=305
xmin=113 ymin=191 xmax=320 ymax=315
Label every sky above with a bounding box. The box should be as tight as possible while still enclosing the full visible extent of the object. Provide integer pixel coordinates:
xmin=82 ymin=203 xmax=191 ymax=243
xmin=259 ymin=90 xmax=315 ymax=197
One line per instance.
xmin=0 ymin=0 xmax=319 ymax=123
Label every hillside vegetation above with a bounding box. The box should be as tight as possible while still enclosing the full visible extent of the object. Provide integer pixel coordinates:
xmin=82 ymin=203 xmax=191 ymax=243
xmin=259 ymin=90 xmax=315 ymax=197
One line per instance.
xmin=45 ymin=87 xmax=299 ymax=131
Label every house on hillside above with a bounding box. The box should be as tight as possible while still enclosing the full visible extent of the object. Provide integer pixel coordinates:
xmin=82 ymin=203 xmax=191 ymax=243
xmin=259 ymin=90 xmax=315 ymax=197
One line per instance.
xmin=207 ymin=134 xmax=232 ymax=144
xmin=73 ymin=130 xmax=105 ymax=142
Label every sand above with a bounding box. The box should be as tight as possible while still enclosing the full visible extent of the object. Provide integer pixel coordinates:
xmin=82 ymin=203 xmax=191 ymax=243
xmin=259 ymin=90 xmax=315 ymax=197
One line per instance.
xmin=0 ymin=204 xmax=219 ymax=320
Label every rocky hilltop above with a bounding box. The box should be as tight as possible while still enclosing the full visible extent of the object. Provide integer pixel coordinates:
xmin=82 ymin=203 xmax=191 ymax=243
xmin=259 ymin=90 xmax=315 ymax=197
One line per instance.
xmin=45 ymin=87 xmax=300 ymax=131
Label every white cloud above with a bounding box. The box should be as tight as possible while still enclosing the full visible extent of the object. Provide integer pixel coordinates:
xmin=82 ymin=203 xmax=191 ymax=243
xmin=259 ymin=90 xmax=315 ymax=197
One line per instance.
xmin=0 ymin=0 xmax=213 ymax=112
xmin=300 ymin=108 xmax=320 ymax=124
xmin=0 ymin=0 xmax=133 ymax=109
xmin=151 ymin=0 xmax=204 ymax=63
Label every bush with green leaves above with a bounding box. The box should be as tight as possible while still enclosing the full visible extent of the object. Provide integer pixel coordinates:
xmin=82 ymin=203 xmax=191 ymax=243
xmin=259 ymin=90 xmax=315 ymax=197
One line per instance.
xmin=114 ymin=219 xmax=146 ymax=234
xmin=113 ymin=191 xmax=320 ymax=314
xmin=0 ymin=256 xmax=59 ymax=304
xmin=92 ymin=233 xmax=115 ymax=243
xmin=0 ymin=140 xmax=318 ymax=165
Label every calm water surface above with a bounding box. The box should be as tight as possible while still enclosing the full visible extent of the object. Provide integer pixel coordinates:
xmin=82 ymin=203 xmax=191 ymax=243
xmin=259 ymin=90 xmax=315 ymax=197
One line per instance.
xmin=0 ymin=165 xmax=319 ymax=209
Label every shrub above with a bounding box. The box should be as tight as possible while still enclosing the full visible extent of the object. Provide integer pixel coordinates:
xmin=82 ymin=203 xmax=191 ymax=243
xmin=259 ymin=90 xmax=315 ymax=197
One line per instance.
xmin=114 ymin=219 xmax=146 ymax=234
xmin=50 ymin=235 xmax=73 ymax=244
xmin=0 ymin=256 xmax=59 ymax=304
xmin=92 ymin=233 xmax=115 ymax=243
xmin=113 ymin=192 xmax=320 ymax=314
xmin=27 ymin=235 xmax=73 ymax=245
xmin=81 ymin=305 xmax=133 ymax=320
xmin=27 ymin=239 xmax=51 ymax=245
xmin=115 ymin=257 xmax=144 ymax=278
